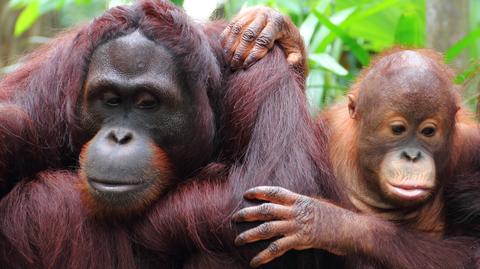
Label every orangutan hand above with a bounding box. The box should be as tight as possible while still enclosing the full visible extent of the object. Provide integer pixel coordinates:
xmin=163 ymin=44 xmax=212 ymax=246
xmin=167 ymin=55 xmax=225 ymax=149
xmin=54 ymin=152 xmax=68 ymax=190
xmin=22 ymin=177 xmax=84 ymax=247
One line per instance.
xmin=221 ymin=7 xmax=306 ymax=70
xmin=233 ymin=186 xmax=356 ymax=267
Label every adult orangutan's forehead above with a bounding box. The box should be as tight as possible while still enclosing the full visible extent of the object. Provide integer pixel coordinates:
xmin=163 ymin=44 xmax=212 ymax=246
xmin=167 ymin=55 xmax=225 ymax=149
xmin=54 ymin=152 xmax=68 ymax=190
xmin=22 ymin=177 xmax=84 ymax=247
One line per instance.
xmin=84 ymin=30 xmax=182 ymax=101
xmin=88 ymin=30 xmax=177 ymax=80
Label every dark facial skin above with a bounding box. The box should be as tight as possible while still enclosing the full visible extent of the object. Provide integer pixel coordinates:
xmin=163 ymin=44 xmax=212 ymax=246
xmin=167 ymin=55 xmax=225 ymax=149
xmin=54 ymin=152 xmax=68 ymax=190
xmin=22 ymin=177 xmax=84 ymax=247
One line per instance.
xmin=79 ymin=31 xmax=215 ymax=214
xmin=77 ymin=7 xmax=301 ymax=216
xmin=231 ymin=50 xmax=470 ymax=268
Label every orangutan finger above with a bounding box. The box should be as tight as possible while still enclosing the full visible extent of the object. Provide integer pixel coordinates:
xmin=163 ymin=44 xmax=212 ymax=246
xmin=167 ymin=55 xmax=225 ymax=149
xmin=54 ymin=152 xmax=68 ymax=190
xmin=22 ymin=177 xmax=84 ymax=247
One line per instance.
xmin=241 ymin=15 xmax=282 ymax=68
xmin=232 ymin=203 xmax=292 ymax=222
xmin=230 ymin=15 xmax=267 ymax=69
xmin=221 ymin=15 xmax=253 ymax=61
xmin=242 ymin=46 xmax=269 ymax=69
xmin=244 ymin=186 xmax=301 ymax=205
xmin=234 ymin=220 xmax=293 ymax=246
xmin=249 ymin=236 xmax=297 ymax=267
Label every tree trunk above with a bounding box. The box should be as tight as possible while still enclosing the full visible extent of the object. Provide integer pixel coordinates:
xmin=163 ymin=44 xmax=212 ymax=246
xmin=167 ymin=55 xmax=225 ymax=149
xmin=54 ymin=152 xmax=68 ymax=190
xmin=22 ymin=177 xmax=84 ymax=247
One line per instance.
xmin=0 ymin=1 xmax=59 ymax=72
xmin=426 ymin=0 xmax=469 ymax=69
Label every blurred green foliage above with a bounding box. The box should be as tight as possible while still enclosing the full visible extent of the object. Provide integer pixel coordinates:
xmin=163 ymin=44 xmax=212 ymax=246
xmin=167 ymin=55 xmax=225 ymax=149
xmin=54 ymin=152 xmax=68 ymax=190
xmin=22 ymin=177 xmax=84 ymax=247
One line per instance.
xmin=9 ymin=0 xmax=104 ymax=36
xmin=8 ymin=0 xmax=183 ymax=35
xmin=224 ymin=0 xmax=479 ymax=110
xmin=6 ymin=0 xmax=480 ymax=110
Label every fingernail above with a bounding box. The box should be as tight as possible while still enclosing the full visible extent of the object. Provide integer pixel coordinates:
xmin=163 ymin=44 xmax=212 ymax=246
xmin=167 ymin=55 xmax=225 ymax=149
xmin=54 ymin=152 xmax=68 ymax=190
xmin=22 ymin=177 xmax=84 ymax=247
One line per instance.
xmin=244 ymin=189 xmax=256 ymax=199
xmin=243 ymin=62 xmax=253 ymax=69
xmin=244 ymin=191 xmax=253 ymax=199
xmin=243 ymin=57 xmax=253 ymax=69
xmin=250 ymin=257 xmax=261 ymax=268
xmin=234 ymin=234 xmax=245 ymax=246
xmin=231 ymin=211 xmax=243 ymax=222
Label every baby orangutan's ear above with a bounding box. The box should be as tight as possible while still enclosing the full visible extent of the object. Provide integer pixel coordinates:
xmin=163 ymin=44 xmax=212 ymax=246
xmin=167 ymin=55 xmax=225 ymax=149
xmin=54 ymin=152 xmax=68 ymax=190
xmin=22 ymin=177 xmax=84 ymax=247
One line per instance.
xmin=347 ymin=94 xmax=357 ymax=119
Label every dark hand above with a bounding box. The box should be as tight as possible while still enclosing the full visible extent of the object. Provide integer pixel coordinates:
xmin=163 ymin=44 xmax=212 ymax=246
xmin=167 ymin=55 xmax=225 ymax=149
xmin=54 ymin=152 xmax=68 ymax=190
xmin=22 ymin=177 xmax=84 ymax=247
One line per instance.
xmin=221 ymin=7 xmax=305 ymax=70
xmin=232 ymin=186 xmax=353 ymax=267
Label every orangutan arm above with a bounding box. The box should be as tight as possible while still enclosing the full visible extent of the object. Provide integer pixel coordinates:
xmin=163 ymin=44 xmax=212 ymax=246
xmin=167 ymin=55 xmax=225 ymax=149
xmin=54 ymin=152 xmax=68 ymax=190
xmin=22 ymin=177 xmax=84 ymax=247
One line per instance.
xmin=233 ymin=186 xmax=475 ymax=268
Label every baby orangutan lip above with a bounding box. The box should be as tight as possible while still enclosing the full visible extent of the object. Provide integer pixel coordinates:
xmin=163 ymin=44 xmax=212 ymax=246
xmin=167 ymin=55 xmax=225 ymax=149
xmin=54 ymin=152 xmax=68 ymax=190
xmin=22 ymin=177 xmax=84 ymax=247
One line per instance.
xmin=387 ymin=182 xmax=432 ymax=200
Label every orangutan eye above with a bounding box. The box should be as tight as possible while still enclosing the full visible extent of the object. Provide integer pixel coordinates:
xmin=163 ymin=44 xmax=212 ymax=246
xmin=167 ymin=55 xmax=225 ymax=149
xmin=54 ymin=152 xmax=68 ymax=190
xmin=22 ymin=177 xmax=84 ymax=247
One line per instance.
xmin=391 ymin=124 xmax=406 ymax=135
xmin=136 ymin=92 xmax=159 ymax=109
xmin=103 ymin=92 xmax=121 ymax=107
xmin=421 ymin=127 xmax=436 ymax=137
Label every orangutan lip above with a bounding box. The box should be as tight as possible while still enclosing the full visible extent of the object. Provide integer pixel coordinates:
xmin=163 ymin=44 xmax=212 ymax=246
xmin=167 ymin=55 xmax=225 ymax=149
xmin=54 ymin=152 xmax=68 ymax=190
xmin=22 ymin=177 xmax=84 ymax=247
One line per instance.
xmin=387 ymin=183 xmax=431 ymax=200
xmin=88 ymin=178 xmax=146 ymax=193
xmin=389 ymin=183 xmax=430 ymax=191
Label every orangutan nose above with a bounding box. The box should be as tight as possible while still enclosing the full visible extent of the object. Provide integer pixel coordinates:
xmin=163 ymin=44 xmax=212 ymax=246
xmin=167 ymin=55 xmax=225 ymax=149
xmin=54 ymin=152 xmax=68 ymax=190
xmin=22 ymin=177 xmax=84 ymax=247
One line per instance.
xmin=401 ymin=148 xmax=422 ymax=162
xmin=107 ymin=128 xmax=134 ymax=145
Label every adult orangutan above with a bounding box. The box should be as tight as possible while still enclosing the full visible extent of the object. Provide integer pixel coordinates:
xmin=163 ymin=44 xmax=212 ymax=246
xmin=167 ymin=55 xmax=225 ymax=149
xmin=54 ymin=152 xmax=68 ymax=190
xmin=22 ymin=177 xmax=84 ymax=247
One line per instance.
xmin=0 ymin=1 xmax=342 ymax=268
xmin=445 ymin=100 xmax=480 ymax=266
xmin=233 ymin=48 xmax=478 ymax=268
xmin=446 ymin=166 xmax=480 ymax=267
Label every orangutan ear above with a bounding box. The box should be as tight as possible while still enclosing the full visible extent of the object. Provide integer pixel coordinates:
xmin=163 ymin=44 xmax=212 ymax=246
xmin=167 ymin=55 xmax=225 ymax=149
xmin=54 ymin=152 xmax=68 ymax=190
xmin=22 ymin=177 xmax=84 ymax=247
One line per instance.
xmin=347 ymin=94 xmax=357 ymax=119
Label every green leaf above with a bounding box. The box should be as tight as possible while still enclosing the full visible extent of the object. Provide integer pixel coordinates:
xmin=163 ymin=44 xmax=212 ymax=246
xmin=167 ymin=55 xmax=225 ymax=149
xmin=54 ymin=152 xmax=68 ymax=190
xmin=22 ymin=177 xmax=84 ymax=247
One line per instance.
xmin=306 ymin=69 xmax=326 ymax=109
xmin=74 ymin=0 xmax=93 ymax=4
xmin=39 ymin=0 xmax=64 ymax=13
xmin=454 ymin=61 xmax=480 ymax=84
xmin=314 ymin=0 xmax=331 ymax=13
xmin=338 ymin=0 xmax=425 ymax=51
xmin=311 ymin=7 xmax=357 ymax=53
xmin=309 ymin=53 xmax=348 ymax=76
xmin=170 ymin=0 xmax=184 ymax=7
xmin=14 ymin=1 xmax=40 ymax=37
xmin=8 ymin=0 xmax=29 ymax=9
xmin=312 ymin=10 xmax=370 ymax=65
xmin=349 ymin=0 xmax=400 ymax=20
xmin=299 ymin=14 xmax=319 ymax=45
xmin=275 ymin=0 xmax=302 ymax=16
xmin=445 ymin=28 xmax=480 ymax=63
xmin=394 ymin=11 xmax=425 ymax=46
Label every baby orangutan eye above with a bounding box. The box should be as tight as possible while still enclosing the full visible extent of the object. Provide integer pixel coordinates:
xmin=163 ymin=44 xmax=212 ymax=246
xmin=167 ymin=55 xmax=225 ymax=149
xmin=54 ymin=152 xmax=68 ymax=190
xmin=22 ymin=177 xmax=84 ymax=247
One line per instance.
xmin=421 ymin=126 xmax=436 ymax=137
xmin=391 ymin=123 xmax=406 ymax=135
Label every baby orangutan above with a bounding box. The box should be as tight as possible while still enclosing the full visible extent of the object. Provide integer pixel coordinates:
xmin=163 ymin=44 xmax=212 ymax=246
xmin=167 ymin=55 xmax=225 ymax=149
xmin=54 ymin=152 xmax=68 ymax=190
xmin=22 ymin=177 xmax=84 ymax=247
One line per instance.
xmin=233 ymin=49 xmax=477 ymax=268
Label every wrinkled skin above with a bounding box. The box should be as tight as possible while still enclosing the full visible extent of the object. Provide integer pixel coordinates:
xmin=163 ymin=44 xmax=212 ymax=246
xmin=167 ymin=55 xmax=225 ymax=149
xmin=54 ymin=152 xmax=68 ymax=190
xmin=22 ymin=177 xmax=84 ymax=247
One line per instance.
xmin=78 ymin=30 xmax=215 ymax=216
xmin=0 ymin=3 xmax=329 ymax=269
xmin=221 ymin=7 xmax=306 ymax=72
xmin=232 ymin=49 xmax=476 ymax=269
xmin=233 ymin=186 xmax=353 ymax=267
xmin=80 ymin=7 xmax=296 ymax=217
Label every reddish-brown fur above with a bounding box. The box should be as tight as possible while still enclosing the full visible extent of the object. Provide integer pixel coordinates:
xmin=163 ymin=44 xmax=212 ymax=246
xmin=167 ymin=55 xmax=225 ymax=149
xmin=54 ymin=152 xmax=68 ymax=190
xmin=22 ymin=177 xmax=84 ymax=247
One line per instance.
xmin=444 ymin=99 xmax=480 ymax=266
xmin=0 ymin=1 xmax=342 ymax=268
xmin=224 ymin=48 xmax=478 ymax=269
xmin=0 ymin=0 xmax=223 ymax=191
xmin=324 ymin=48 xmax=479 ymax=268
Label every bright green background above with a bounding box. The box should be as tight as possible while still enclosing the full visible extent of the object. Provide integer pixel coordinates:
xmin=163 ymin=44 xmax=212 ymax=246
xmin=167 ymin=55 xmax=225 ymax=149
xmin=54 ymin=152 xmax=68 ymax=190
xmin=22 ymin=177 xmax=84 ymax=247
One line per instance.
xmin=5 ymin=0 xmax=480 ymax=111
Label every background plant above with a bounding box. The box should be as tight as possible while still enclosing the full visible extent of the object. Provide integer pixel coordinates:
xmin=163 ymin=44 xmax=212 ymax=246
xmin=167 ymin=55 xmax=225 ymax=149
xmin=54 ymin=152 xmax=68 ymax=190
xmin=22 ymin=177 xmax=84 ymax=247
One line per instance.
xmin=2 ymin=0 xmax=479 ymax=112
